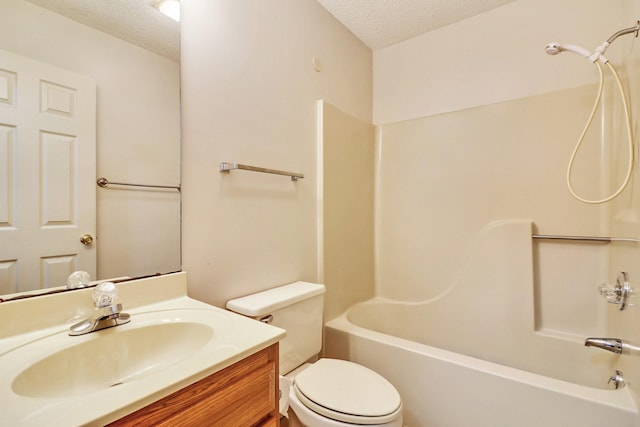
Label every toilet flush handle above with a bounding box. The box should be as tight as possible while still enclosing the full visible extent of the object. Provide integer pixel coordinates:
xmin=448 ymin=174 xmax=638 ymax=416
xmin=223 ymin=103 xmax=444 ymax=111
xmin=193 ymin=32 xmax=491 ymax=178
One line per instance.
xmin=259 ymin=315 xmax=273 ymax=324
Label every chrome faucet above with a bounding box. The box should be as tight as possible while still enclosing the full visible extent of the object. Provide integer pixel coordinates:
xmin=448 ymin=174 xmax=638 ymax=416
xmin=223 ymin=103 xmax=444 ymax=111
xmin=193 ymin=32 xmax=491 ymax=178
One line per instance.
xmin=585 ymin=338 xmax=623 ymax=354
xmin=69 ymin=282 xmax=130 ymax=336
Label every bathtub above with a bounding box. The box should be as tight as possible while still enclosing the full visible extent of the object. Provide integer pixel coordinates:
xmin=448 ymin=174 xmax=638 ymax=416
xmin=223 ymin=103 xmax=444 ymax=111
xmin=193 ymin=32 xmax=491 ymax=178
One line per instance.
xmin=323 ymin=221 xmax=638 ymax=426
xmin=324 ymin=308 xmax=637 ymax=427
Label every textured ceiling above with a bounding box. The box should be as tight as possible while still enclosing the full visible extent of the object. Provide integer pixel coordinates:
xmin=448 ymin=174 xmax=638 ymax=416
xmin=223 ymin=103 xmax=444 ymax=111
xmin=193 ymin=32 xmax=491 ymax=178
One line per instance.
xmin=23 ymin=0 xmax=179 ymax=62
xmin=315 ymin=0 xmax=517 ymax=50
xmin=23 ymin=0 xmax=516 ymax=61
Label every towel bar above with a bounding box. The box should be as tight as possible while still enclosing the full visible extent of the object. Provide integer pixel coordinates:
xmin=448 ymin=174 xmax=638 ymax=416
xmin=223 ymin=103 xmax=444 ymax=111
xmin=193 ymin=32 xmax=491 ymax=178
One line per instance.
xmin=219 ymin=162 xmax=304 ymax=181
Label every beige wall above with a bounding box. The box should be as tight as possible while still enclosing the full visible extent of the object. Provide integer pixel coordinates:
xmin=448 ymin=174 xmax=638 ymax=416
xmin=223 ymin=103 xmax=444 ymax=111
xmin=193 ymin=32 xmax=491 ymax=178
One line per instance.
xmin=180 ymin=0 xmax=372 ymax=308
xmin=373 ymin=0 xmax=623 ymax=124
xmin=0 ymin=0 xmax=181 ymax=283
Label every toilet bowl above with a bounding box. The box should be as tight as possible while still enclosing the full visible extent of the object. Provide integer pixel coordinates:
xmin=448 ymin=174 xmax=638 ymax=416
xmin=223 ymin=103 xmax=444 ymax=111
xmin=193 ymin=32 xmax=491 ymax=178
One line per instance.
xmin=284 ymin=360 xmax=403 ymax=427
xmin=227 ymin=281 xmax=403 ymax=427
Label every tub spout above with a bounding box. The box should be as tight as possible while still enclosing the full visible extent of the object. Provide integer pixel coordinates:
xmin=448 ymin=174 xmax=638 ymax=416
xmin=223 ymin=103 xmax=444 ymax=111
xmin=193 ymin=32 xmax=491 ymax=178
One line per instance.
xmin=585 ymin=338 xmax=623 ymax=354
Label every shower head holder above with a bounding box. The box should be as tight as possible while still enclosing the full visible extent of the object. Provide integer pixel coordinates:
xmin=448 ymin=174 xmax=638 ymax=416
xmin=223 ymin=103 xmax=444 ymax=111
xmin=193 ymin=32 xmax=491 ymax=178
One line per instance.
xmin=545 ymin=21 xmax=640 ymax=63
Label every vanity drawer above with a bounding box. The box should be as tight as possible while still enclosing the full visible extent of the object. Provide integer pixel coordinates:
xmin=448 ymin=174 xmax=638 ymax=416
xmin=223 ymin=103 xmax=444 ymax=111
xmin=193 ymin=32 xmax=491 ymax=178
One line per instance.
xmin=109 ymin=343 xmax=279 ymax=427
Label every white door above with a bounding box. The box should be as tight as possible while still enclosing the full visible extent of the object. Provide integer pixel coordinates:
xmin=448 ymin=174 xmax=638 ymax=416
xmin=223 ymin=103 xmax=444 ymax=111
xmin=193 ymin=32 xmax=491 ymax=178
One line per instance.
xmin=0 ymin=49 xmax=96 ymax=294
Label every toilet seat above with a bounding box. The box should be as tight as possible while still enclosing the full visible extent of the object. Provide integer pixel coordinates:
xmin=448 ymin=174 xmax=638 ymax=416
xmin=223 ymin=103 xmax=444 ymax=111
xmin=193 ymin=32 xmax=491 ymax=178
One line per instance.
xmin=293 ymin=359 xmax=402 ymax=425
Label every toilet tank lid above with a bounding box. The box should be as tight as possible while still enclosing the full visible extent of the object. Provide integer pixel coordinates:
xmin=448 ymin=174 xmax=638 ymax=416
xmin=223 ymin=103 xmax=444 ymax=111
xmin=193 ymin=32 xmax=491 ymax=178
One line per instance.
xmin=226 ymin=281 xmax=325 ymax=317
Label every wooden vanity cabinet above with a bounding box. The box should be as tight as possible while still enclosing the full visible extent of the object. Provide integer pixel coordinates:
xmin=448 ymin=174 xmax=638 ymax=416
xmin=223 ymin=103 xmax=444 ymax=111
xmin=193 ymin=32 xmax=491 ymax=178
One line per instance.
xmin=109 ymin=343 xmax=279 ymax=427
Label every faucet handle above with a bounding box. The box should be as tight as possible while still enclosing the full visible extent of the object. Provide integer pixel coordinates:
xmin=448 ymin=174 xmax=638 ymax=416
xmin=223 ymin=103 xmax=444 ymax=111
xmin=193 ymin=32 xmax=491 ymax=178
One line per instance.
xmin=599 ymin=272 xmax=634 ymax=310
xmin=92 ymin=282 xmax=118 ymax=308
xmin=608 ymin=370 xmax=625 ymax=389
xmin=599 ymin=283 xmax=616 ymax=299
xmin=67 ymin=270 xmax=91 ymax=289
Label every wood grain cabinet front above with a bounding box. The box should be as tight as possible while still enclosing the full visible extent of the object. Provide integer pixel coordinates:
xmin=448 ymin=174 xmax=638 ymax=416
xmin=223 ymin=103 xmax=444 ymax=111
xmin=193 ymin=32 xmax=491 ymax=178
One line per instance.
xmin=109 ymin=343 xmax=280 ymax=427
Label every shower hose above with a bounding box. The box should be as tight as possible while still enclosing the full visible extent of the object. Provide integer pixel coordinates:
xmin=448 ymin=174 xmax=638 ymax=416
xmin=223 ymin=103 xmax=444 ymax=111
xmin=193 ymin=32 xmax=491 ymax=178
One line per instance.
xmin=566 ymin=60 xmax=634 ymax=204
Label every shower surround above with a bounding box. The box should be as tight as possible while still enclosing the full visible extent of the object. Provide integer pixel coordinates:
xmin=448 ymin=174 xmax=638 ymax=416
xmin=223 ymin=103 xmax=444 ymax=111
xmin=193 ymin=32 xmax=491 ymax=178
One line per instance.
xmin=353 ymin=1 xmax=640 ymax=421
xmin=319 ymin=80 xmax=637 ymax=423
xmin=319 ymin=71 xmax=636 ymax=421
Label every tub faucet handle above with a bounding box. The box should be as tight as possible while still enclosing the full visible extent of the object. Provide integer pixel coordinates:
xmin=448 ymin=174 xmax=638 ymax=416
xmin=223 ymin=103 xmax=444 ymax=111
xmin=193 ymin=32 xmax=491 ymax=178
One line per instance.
xmin=598 ymin=272 xmax=634 ymax=310
xmin=608 ymin=370 xmax=625 ymax=389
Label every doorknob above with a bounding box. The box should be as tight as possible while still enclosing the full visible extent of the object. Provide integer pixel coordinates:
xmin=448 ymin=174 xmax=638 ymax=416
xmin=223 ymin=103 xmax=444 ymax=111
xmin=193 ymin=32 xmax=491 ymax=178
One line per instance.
xmin=80 ymin=234 xmax=94 ymax=246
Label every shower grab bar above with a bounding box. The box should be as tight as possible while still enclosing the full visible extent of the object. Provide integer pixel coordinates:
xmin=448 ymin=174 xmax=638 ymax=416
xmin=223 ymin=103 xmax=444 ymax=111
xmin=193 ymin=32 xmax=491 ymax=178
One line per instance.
xmin=96 ymin=177 xmax=180 ymax=191
xmin=219 ymin=162 xmax=304 ymax=181
xmin=532 ymin=234 xmax=640 ymax=243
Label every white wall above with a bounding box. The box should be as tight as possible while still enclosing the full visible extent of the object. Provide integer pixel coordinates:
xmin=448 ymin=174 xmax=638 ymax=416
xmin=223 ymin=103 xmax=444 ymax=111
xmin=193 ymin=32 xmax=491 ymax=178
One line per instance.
xmin=0 ymin=0 xmax=181 ymax=283
xmin=180 ymin=0 xmax=372 ymax=308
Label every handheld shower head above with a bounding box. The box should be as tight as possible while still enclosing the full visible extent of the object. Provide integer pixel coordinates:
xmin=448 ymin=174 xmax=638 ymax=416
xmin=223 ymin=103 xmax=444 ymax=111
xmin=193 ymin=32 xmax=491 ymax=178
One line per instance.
xmin=545 ymin=43 xmax=592 ymax=58
xmin=545 ymin=43 xmax=562 ymax=55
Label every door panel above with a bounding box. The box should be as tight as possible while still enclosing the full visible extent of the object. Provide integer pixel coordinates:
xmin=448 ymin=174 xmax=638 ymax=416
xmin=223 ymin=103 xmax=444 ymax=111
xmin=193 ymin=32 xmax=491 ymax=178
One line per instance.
xmin=0 ymin=49 xmax=96 ymax=294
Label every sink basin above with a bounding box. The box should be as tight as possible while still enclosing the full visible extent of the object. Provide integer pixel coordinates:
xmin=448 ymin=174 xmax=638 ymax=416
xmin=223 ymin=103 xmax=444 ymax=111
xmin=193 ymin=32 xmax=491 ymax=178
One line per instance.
xmin=12 ymin=321 xmax=214 ymax=398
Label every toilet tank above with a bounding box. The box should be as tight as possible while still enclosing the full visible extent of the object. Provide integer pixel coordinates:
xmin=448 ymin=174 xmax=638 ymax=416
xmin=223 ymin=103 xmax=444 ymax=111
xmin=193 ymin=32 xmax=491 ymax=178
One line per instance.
xmin=226 ymin=282 xmax=326 ymax=375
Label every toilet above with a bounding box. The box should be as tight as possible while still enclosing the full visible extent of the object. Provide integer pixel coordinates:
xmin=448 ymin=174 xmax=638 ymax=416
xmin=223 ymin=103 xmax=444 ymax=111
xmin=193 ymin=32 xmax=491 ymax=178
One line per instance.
xmin=226 ymin=282 xmax=403 ymax=427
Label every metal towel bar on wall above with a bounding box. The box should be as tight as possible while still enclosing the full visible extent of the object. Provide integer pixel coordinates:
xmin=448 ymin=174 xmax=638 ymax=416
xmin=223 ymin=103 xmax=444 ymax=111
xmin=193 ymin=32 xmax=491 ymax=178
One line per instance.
xmin=96 ymin=177 xmax=181 ymax=191
xmin=532 ymin=234 xmax=640 ymax=243
xmin=219 ymin=162 xmax=304 ymax=181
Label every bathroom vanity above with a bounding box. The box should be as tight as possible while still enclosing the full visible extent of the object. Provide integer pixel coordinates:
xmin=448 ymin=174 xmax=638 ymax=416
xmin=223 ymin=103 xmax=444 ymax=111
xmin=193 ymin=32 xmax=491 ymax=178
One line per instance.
xmin=0 ymin=272 xmax=285 ymax=426
xmin=109 ymin=343 xmax=279 ymax=426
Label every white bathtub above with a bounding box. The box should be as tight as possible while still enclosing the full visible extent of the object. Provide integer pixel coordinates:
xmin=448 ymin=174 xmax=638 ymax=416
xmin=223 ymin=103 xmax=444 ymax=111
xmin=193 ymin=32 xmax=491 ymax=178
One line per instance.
xmin=324 ymin=306 xmax=637 ymax=427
